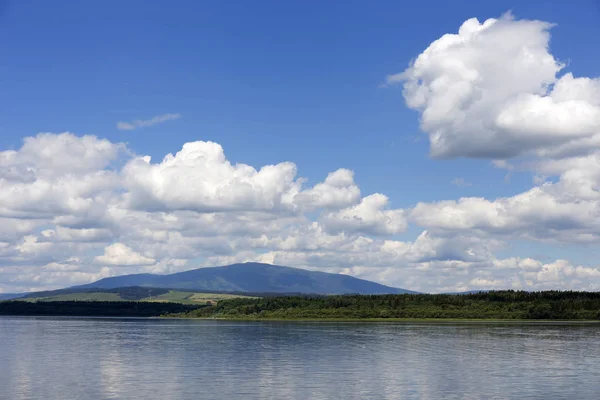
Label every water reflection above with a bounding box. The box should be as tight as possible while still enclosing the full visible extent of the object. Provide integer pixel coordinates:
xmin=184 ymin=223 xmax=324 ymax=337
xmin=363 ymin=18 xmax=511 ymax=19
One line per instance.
xmin=1 ymin=318 xmax=599 ymax=399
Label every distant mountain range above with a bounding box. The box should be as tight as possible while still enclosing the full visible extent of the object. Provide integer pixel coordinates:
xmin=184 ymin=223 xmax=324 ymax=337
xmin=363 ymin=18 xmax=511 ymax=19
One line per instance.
xmin=73 ymin=263 xmax=416 ymax=295
xmin=0 ymin=293 xmax=21 ymax=301
xmin=0 ymin=263 xmax=417 ymax=301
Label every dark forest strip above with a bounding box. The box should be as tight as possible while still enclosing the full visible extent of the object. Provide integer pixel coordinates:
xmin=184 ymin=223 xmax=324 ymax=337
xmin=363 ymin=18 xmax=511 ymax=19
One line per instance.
xmin=175 ymin=291 xmax=600 ymax=320
xmin=0 ymin=301 xmax=204 ymax=317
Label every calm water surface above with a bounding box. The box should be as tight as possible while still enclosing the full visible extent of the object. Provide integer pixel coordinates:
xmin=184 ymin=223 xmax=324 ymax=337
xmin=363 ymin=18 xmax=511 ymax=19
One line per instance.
xmin=1 ymin=317 xmax=599 ymax=399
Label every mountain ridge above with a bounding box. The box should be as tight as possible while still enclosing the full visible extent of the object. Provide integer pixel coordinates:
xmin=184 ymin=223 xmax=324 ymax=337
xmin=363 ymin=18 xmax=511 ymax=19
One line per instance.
xmin=73 ymin=262 xmax=417 ymax=295
xmin=0 ymin=293 xmax=21 ymax=301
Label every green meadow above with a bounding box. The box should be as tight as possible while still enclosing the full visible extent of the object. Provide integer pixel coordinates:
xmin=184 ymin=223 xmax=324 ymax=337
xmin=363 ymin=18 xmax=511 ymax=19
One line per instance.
xmin=17 ymin=288 xmax=255 ymax=305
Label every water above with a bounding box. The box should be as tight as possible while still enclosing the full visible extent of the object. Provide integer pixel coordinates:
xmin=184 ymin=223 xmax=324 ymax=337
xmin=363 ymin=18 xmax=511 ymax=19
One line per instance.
xmin=1 ymin=317 xmax=599 ymax=399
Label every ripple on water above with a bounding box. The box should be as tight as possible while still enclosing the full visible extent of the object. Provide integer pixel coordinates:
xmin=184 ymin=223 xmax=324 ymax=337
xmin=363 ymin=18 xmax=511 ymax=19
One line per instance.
xmin=1 ymin=317 xmax=599 ymax=400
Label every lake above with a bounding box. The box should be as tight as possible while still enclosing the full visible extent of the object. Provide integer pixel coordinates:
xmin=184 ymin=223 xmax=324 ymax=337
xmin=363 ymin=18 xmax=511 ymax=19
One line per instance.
xmin=1 ymin=317 xmax=599 ymax=399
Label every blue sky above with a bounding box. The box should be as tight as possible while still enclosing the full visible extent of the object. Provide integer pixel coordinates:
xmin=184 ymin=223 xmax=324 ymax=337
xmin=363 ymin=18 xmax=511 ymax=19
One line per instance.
xmin=4 ymin=0 xmax=597 ymax=202
xmin=1 ymin=0 xmax=600 ymax=293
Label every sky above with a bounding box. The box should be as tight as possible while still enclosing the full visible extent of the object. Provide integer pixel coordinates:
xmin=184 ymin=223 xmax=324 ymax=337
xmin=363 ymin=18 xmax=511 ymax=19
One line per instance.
xmin=1 ymin=0 xmax=600 ymax=293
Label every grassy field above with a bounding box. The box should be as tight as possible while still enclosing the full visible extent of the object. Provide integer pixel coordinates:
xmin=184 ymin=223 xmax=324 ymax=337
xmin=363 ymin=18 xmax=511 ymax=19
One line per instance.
xmin=141 ymin=290 xmax=256 ymax=304
xmin=19 ymin=290 xmax=255 ymax=304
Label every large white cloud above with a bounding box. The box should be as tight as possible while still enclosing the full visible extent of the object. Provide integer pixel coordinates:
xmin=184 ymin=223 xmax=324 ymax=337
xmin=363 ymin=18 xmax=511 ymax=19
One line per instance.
xmin=389 ymin=13 xmax=600 ymax=159
xmin=384 ymin=13 xmax=600 ymax=248
xmin=124 ymin=141 xmax=297 ymax=213
xmin=320 ymin=193 xmax=407 ymax=235
xmin=410 ymin=151 xmax=600 ymax=244
xmin=294 ymin=169 xmax=361 ymax=211
xmin=0 ymin=132 xmax=121 ymax=220
xmin=0 ymin=133 xmax=413 ymax=292
xmin=95 ymin=243 xmax=156 ymax=266
xmin=2 ymin=129 xmax=600 ymax=294
xmin=2 ymin=132 xmax=123 ymax=175
xmin=121 ymin=141 xmax=366 ymax=214
xmin=3 ymin=14 xmax=600 ymax=294
xmin=410 ymin=187 xmax=598 ymax=239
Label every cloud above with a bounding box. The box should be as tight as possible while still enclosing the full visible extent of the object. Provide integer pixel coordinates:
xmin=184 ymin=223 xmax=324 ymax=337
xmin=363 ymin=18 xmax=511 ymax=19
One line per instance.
xmin=410 ymin=150 xmax=600 ymax=244
xmin=294 ymin=169 xmax=361 ymax=211
xmin=121 ymin=141 xmax=365 ymax=214
xmin=95 ymin=243 xmax=156 ymax=266
xmin=3 ymin=14 xmax=600 ymax=294
xmin=0 ymin=133 xmax=413 ymax=292
xmin=388 ymin=13 xmax=600 ymax=160
xmin=2 ymin=132 xmax=123 ymax=175
xmin=451 ymin=178 xmax=471 ymax=187
xmin=320 ymin=193 xmax=407 ymax=236
xmin=40 ymin=227 xmax=113 ymax=243
xmin=0 ymin=132 xmax=122 ymax=221
xmin=121 ymin=140 xmax=303 ymax=213
xmin=2 ymin=130 xmax=600 ymax=294
xmin=116 ymin=113 xmax=182 ymax=131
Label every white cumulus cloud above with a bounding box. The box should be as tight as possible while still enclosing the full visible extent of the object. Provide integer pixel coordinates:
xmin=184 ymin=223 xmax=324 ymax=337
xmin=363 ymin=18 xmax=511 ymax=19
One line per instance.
xmin=2 ymin=13 xmax=600 ymax=294
xmin=389 ymin=13 xmax=600 ymax=159
xmin=121 ymin=140 xmax=303 ymax=212
xmin=95 ymin=243 xmax=156 ymax=266
xmin=320 ymin=193 xmax=407 ymax=236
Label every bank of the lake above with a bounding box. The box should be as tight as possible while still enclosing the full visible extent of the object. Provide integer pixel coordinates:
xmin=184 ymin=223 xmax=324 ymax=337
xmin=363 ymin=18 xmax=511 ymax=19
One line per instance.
xmin=172 ymin=291 xmax=600 ymax=320
xmin=168 ymin=316 xmax=600 ymax=324
xmin=3 ymin=291 xmax=600 ymax=320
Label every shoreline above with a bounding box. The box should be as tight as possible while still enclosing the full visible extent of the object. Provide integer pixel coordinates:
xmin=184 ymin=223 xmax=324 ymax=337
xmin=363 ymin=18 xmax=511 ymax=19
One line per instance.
xmin=163 ymin=316 xmax=600 ymax=324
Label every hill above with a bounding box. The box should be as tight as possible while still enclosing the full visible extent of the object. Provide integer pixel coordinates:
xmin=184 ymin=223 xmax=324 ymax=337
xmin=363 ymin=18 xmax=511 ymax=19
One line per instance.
xmin=74 ymin=263 xmax=415 ymax=295
xmin=14 ymin=286 xmax=254 ymax=304
xmin=0 ymin=293 xmax=22 ymax=301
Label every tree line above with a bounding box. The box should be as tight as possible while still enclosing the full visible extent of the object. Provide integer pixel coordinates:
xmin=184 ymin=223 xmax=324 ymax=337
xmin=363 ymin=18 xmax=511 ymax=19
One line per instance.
xmin=177 ymin=290 xmax=600 ymax=320
xmin=0 ymin=301 xmax=203 ymax=317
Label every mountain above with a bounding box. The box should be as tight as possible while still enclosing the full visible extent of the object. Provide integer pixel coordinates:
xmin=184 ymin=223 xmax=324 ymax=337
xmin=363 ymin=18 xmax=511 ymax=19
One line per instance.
xmin=74 ymin=263 xmax=416 ymax=295
xmin=0 ymin=293 xmax=23 ymax=301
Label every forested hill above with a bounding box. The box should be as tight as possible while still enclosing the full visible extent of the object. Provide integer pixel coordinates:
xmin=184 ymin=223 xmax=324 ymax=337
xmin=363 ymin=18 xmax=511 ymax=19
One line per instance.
xmin=176 ymin=291 xmax=600 ymax=320
xmin=75 ymin=263 xmax=415 ymax=295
